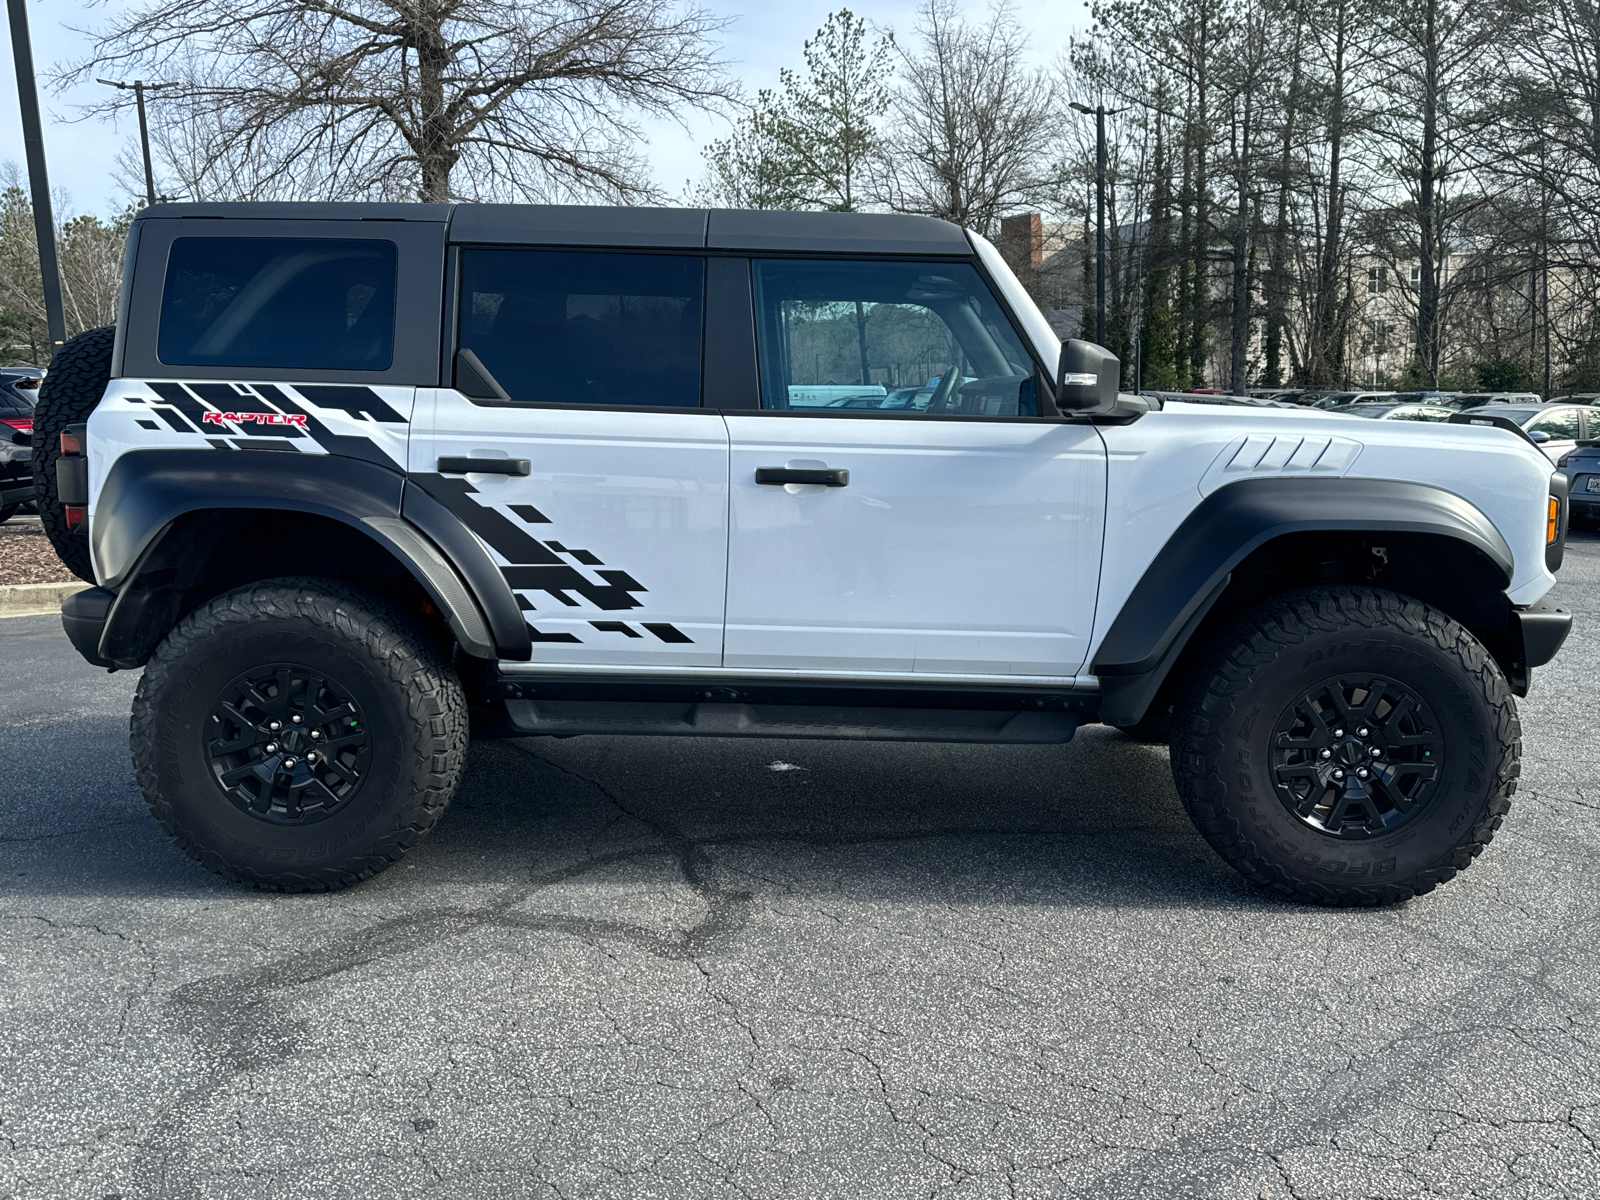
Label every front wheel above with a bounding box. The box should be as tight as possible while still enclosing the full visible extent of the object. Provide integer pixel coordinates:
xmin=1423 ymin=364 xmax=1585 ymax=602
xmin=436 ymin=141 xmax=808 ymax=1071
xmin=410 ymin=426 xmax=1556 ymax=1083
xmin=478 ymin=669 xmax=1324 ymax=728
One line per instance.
xmin=1171 ymin=586 xmax=1520 ymax=906
xmin=132 ymin=578 xmax=468 ymax=890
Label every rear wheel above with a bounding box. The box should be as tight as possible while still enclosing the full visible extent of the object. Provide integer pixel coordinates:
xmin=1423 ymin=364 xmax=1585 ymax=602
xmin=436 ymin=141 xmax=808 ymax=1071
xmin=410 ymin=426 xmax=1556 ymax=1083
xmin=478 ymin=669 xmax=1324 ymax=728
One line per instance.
xmin=32 ymin=326 xmax=114 ymax=583
xmin=1171 ymin=586 xmax=1519 ymax=906
xmin=132 ymin=578 xmax=468 ymax=890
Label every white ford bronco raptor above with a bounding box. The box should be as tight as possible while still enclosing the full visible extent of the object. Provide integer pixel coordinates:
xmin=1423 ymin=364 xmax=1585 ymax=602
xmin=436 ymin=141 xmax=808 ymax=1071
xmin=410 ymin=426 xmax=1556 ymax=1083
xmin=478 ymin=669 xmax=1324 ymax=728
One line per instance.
xmin=35 ymin=202 xmax=1572 ymax=905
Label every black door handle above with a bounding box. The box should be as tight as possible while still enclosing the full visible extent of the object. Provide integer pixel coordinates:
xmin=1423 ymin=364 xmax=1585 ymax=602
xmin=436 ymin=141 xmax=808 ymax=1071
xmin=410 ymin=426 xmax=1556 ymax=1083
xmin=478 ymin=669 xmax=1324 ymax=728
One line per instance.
xmin=755 ymin=467 xmax=849 ymax=487
xmin=437 ymin=456 xmax=530 ymax=476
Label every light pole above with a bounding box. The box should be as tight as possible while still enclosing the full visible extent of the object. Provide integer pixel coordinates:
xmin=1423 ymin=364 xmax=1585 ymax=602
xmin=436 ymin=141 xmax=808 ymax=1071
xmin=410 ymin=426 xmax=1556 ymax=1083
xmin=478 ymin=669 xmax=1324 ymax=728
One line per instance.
xmin=96 ymin=78 xmax=178 ymax=207
xmin=7 ymin=0 xmax=65 ymax=351
xmin=1070 ymin=101 xmax=1127 ymax=350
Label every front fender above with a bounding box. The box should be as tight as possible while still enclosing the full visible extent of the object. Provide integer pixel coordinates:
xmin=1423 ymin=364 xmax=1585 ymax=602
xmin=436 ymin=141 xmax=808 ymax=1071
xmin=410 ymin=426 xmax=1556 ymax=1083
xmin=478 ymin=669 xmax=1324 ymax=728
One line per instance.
xmin=1092 ymin=477 xmax=1515 ymax=726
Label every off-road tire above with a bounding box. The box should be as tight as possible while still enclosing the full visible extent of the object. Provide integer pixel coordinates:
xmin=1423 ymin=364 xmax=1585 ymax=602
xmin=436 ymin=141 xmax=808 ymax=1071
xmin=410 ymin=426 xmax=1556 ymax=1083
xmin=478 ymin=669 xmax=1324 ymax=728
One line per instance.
xmin=32 ymin=325 xmax=114 ymax=583
xmin=131 ymin=578 xmax=468 ymax=891
xmin=1171 ymin=586 xmax=1519 ymax=906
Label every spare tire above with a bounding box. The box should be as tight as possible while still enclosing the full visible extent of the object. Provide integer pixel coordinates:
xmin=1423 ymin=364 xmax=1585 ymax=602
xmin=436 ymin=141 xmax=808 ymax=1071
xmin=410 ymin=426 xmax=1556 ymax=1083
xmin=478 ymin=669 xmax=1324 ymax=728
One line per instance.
xmin=32 ymin=326 xmax=114 ymax=583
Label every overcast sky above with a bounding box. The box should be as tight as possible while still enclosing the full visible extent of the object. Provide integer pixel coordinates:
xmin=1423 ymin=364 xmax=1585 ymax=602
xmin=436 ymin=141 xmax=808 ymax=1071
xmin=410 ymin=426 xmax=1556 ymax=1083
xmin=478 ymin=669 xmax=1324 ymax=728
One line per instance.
xmin=0 ymin=0 xmax=1090 ymax=218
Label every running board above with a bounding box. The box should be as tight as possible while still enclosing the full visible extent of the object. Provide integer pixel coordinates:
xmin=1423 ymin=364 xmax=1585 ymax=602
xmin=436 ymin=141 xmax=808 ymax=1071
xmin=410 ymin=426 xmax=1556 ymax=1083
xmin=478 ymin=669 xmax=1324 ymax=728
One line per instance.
xmin=501 ymin=699 xmax=1078 ymax=744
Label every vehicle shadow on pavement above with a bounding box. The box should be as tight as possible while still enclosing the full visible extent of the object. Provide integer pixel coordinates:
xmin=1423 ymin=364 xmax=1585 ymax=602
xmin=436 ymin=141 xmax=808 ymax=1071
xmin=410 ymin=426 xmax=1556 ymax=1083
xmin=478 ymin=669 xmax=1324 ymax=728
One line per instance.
xmin=2 ymin=717 xmax=1257 ymax=914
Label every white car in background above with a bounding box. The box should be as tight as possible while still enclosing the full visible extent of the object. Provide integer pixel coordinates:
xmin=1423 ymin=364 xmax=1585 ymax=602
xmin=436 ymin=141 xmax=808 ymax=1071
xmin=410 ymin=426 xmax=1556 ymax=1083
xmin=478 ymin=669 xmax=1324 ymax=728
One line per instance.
xmin=1457 ymin=402 xmax=1595 ymax=465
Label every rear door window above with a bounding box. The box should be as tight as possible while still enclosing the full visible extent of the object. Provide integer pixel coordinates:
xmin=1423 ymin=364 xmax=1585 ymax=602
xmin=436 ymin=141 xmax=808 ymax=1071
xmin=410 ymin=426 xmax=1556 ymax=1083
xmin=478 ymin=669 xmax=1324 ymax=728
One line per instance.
xmin=456 ymin=249 xmax=704 ymax=407
xmin=158 ymin=237 xmax=397 ymax=371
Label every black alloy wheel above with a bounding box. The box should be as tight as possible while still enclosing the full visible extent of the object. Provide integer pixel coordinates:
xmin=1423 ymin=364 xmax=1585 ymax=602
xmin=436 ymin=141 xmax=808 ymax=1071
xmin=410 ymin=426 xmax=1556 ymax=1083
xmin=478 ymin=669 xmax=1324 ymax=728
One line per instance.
xmin=133 ymin=577 xmax=468 ymax=891
xmin=1170 ymin=586 xmax=1520 ymax=906
xmin=1269 ymin=676 xmax=1441 ymax=839
xmin=206 ymin=663 xmax=373 ymax=824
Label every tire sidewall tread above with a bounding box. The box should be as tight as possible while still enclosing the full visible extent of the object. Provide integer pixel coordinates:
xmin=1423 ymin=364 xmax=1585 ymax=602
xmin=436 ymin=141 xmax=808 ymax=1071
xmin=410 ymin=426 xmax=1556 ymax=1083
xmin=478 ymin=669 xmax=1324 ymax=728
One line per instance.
xmin=1171 ymin=585 xmax=1521 ymax=906
xmin=32 ymin=325 xmax=115 ymax=584
xmin=131 ymin=577 xmax=468 ymax=891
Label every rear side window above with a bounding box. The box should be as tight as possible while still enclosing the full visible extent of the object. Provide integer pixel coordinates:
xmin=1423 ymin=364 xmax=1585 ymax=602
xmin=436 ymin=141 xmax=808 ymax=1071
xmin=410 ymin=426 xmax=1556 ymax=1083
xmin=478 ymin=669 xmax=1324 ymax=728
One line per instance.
xmin=158 ymin=237 xmax=397 ymax=371
xmin=457 ymin=249 xmax=704 ymax=407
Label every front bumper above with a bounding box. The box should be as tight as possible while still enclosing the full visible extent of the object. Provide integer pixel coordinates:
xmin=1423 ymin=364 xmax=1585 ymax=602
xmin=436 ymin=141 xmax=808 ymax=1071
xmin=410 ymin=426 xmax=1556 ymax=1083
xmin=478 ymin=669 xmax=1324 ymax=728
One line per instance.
xmin=1501 ymin=600 xmax=1573 ymax=696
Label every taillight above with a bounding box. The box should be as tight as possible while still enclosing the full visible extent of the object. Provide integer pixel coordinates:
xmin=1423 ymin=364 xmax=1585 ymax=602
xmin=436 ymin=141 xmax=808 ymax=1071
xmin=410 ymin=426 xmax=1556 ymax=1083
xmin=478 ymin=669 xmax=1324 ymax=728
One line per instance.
xmin=0 ymin=416 xmax=30 ymax=434
xmin=1548 ymin=496 xmax=1560 ymax=544
xmin=59 ymin=428 xmax=83 ymax=456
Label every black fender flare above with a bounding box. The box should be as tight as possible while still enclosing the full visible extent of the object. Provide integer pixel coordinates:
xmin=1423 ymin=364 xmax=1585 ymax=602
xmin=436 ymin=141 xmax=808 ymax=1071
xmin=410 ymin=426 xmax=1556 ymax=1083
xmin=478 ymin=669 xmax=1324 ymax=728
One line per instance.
xmin=90 ymin=449 xmax=532 ymax=664
xmin=1091 ymin=477 xmax=1515 ymax=727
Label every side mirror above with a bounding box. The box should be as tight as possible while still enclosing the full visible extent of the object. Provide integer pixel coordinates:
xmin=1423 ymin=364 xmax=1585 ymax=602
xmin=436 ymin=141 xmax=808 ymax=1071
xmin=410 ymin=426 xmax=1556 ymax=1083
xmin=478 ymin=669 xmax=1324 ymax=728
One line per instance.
xmin=1056 ymin=339 xmax=1119 ymax=412
xmin=1527 ymin=430 xmax=1551 ymax=443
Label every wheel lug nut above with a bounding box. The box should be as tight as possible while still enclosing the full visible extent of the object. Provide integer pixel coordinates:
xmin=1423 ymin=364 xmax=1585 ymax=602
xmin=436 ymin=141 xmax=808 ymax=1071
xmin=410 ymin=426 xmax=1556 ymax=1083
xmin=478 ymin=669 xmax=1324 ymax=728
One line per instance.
xmin=1357 ymin=727 xmax=1369 ymax=738
xmin=1357 ymin=768 xmax=1370 ymax=779
xmin=306 ymin=752 xmax=318 ymax=764
xmin=282 ymin=756 xmax=297 ymax=768
xmin=291 ymin=714 xmax=303 ymax=725
xmin=1370 ymin=747 xmax=1382 ymax=758
xmin=1334 ymin=728 xmax=1345 ymax=738
xmin=1332 ymin=769 xmax=1345 ymax=780
xmin=269 ymin=720 xmax=282 ymax=732
xmin=265 ymin=742 xmax=278 ymax=754
xmin=1321 ymin=748 xmax=1332 ymax=759
xmin=309 ymin=730 xmax=322 ymax=740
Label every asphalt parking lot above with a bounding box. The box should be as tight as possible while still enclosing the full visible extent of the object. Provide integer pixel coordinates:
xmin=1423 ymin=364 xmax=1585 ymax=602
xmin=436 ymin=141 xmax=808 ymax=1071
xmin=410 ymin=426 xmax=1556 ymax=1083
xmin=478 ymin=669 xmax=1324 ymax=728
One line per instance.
xmin=3 ymin=536 xmax=1598 ymax=1200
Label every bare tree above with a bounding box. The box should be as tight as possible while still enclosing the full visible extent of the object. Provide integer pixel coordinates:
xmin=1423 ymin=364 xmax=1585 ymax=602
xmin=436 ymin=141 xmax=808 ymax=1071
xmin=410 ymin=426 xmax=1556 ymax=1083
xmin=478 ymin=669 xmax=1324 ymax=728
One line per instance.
xmin=62 ymin=0 xmax=737 ymax=204
xmin=873 ymin=0 xmax=1061 ymax=237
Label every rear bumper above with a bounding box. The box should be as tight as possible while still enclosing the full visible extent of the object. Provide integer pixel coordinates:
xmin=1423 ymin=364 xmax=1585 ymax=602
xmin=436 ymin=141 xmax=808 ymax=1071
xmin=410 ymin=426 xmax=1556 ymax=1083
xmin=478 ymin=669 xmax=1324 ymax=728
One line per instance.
xmin=61 ymin=586 xmax=116 ymax=668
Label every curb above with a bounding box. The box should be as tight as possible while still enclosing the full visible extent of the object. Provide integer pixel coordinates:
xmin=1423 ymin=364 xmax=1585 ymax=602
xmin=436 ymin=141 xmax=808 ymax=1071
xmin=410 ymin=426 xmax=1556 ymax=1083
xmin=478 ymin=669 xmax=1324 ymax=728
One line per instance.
xmin=0 ymin=580 xmax=86 ymax=618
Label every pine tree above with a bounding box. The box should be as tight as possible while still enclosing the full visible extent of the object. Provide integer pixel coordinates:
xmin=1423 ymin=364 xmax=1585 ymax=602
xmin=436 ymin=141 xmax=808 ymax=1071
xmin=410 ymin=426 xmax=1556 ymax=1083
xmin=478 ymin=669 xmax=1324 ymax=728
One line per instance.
xmin=697 ymin=10 xmax=893 ymax=211
xmin=1140 ymin=116 xmax=1179 ymax=389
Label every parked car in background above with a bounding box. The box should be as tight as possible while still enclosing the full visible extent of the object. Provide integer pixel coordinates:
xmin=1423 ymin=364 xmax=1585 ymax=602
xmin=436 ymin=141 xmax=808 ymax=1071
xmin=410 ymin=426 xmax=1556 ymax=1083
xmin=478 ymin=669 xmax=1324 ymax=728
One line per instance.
xmin=1550 ymin=393 xmax=1600 ymax=406
xmin=1337 ymin=403 xmax=1457 ymax=422
xmin=1311 ymin=391 xmax=1396 ymax=409
xmin=0 ymin=366 xmax=40 ymax=523
xmin=1557 ymin=440 xmax=1600 ymax=526
xmin=1454 ymin=392 xmax=1543 ymax=407
xmin=1456 ymin=402 xmax=1594 ymax=465
xmin=0 ymin=366 xmax=40 ymax=433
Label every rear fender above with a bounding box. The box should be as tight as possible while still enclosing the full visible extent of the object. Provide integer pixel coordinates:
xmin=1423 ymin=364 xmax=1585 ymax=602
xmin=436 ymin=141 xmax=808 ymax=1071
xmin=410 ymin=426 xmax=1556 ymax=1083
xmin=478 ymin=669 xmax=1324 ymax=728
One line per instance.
xmin=90 ymin=449 xmax=532 ymax=665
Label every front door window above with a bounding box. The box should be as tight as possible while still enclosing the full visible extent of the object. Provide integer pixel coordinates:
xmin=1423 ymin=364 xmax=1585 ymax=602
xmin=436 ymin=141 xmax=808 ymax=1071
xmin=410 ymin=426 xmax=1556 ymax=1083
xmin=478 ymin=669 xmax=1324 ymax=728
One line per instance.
xmin=752 ymin=259 xmax=1040 ymax=417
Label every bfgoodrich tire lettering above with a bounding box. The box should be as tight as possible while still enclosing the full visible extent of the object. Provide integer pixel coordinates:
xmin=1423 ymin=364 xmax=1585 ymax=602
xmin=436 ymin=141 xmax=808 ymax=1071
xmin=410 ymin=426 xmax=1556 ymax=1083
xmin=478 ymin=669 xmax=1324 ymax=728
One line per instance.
xmin=132 ymin=578 xmax=468 ymax=890
xmin=1171 ymin=586 xmax=1520 ymax=906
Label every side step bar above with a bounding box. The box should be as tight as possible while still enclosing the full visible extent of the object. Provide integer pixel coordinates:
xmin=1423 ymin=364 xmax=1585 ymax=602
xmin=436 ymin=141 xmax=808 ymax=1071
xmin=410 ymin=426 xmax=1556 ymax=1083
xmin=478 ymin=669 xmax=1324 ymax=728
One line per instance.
xmin=501 ymin=699 xmax=1078 ymax=744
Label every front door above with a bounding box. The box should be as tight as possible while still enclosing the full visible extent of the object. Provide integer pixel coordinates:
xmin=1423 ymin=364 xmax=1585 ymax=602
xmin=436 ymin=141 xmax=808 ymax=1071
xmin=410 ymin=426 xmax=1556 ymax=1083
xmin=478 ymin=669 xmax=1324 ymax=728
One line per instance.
xmin=411 ymin=247 xmax=729 ymax=666
xmin=724 ymin=257 xmax=1107 ymax=679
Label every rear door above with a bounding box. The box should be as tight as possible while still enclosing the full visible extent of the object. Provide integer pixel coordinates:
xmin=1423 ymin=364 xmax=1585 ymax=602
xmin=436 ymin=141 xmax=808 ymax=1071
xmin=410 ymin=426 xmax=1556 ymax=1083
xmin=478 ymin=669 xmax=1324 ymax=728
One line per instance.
xmin=411 ymin=247 xmax=729 ymax=666
xmin=722 ymin=256 xmax=1107 ymax=679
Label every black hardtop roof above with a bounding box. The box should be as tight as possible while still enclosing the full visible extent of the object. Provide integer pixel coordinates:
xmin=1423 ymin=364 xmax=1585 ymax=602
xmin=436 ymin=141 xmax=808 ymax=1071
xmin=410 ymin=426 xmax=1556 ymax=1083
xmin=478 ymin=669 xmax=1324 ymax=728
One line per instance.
xmin=136 ymin=201 xmax=973 ymax=256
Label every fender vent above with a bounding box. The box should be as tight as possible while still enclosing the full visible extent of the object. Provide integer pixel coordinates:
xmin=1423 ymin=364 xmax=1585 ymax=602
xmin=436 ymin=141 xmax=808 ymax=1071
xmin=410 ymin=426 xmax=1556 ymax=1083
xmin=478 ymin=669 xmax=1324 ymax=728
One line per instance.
xmin=1200 ymin=435 xmax=1362 ymax=496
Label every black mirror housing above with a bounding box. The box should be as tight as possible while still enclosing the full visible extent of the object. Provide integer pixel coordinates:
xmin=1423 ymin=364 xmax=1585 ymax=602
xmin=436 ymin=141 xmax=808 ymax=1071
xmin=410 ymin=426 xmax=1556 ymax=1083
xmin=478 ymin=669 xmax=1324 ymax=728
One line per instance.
xmin=1056 ymin=339 xmax=1120 ymax=412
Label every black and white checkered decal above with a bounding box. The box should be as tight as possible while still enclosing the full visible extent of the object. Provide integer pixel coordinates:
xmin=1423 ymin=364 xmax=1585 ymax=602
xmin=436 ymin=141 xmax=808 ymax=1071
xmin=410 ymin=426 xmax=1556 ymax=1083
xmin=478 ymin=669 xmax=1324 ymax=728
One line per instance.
xmin=408 ymin=472 xmax=691 ymax=646
xmin=99 ymin=379 xmax=685 ymax=646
